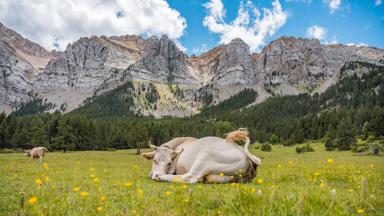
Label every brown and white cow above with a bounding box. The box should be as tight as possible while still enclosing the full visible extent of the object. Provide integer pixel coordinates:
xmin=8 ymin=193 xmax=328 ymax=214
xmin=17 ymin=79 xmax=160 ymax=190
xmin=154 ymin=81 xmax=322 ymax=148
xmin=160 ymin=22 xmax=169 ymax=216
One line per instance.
xmin=25 ymin=147 xmax=48 ymax=161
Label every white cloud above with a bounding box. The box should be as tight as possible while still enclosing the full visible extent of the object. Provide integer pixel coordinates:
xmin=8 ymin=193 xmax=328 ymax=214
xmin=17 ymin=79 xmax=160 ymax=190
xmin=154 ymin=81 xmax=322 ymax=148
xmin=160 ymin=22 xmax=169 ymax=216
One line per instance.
xmin=375 ymin=0 xmax=382 ymax=6
xmin=0 ymin=0 xmax=187 ymax=51
xmin=192 ymin=43 xmax=208 ymax=55
xmin=203 ymin=0 xmax=287 ymax=52
xmin=285 ymin=0 xmax=312 ymax=3
xmin=346 ymin=43 xmax=368 ymax=47
xmin=324 ymin=0 xmax=341 ymax=13
xmin=306 ymin=25 xmax=327 ymax=41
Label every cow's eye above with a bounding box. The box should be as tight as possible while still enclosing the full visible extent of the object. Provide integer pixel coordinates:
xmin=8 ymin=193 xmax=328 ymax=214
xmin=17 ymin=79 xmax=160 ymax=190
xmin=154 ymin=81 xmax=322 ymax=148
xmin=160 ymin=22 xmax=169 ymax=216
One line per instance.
xmin=154 ymin=160 xmax=158 ymax=164
xmin=167 ymin=162 xmax=171 ymax=166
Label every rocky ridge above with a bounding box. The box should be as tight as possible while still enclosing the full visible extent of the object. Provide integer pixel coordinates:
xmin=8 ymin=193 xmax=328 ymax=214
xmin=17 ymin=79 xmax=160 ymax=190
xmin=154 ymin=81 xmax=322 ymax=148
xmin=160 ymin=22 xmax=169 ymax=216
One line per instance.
xmin=1 ymin=23 xmax=384 ymax=116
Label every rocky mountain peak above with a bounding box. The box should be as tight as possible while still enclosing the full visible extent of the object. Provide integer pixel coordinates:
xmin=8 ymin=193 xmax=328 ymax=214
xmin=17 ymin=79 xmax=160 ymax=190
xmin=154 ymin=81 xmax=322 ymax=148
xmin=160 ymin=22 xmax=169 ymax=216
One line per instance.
xmin=0 ymin=23 xmax=56 ymax=58
xmin=191 ymin=37 xmax=256 ymax=86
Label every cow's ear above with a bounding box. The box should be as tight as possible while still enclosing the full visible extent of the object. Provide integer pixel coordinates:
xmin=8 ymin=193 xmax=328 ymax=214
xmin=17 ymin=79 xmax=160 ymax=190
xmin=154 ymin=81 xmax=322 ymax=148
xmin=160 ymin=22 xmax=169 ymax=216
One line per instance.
xmin=141 ymin=151 xmax=155 ymax=160
xmin=172 ymin=149 xmax=184 ymax=159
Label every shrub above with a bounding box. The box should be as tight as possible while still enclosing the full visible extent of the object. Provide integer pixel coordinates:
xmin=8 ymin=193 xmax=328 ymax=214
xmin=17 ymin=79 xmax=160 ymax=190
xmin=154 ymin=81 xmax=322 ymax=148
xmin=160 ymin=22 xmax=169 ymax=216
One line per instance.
xmin=296 ymin=143 xmax=314 ymax=154
xmin=324 ymin=137 xmax=335 ymax=151
xmin=269 ymin=134 xmax=280 ymax=144
xmin=261 ymin=143 xmax=272 ymax=152
xmin=351 ymin=139 xmax=368 ymax=153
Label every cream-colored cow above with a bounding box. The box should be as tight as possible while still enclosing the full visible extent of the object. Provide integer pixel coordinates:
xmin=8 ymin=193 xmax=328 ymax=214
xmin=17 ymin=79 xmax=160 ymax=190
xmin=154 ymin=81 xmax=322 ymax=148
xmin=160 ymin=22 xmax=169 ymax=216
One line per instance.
xmin=142 ymin=128 xmax=260 ymax=183
xmin=25 ymin=147 xmax=48 ymax=161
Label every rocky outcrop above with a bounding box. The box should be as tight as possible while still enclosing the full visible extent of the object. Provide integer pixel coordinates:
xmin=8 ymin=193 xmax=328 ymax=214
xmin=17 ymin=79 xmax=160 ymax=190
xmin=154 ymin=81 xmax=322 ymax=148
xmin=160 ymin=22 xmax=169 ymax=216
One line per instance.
xmin=256 ymin=36 xmax=384 ymax=94
xmin=0 ymin=23 xmax=58 ymax=71
xmin=34 ymin=35 xmax=145 ymax=91
xmin=191 ymin=38 xmax=256 ymax=86
xmin=256 ymin=37 xmax=329 ymax=85
xmin=124 ymin=35 xmax=200 ymax=87
xmin=0 ymin=40 xmax=34 ymax=106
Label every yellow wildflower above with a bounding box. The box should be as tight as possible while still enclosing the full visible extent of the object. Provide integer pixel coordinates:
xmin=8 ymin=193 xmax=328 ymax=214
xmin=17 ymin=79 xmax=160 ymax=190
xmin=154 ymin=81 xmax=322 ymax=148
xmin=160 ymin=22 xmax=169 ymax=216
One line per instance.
xmin=136 ymin=188 xmax=144 ymax=196
xmin=357 ymin=209 xmax=364 ymax=214
xmin=90 ymin=174 xmax=96 ymax=178
xmin=288 ymin=160 xmax=293 ymax=165
xmin=230 ymin=182 xmax=236 ymax=187
xmin=44 ymin=176 xmax=50 ymax=182
xmin=184 ymin=198 xmax=190 ymax=203
xmin=320 ymin=182 xmax=325 ymax=188
xmin=73 ymin=187 xmax=80 ymax=192
xmin=97 ymin=206 xmax=103 ymax=212
xmin=348 ymin=189 xmax=353 ymax=192
xmin=35 ymin=178 xmax=43 ymax=185
xmin=42 ymin=163 xmax=49 ymax=169
xmin=124 ymin=181 xmax=132 ymax=188
xmin=80 ymin=191 xmax=89 ymax=198
xmin=182 ymin=184 xmax=187 ymax=189
xmin=100 ymin=195 xmax=106 ymax=202
xmin=165 ymin=191 xmax=172 ymax=196
xmin=219 ymin=173 xmax=224 ymax=177
xmin=257 ymin=178 xmax=264 ymax=184
xmin=198 ymin=185 xmax=203 ymax=189
xmin=28 ymin=196 xmax=37 ymax=205
xmin=313 ymin=172 xmax=320 ymax=176
xmin=369 ymin=164 xmax=374 ymax=168
xmin=277 ymin=164 xmax=282 ymax=168
xmin=327 ymin=159 xmax=334 ymax=164
xmin=93 ymin=178 xmax=99 ymax=183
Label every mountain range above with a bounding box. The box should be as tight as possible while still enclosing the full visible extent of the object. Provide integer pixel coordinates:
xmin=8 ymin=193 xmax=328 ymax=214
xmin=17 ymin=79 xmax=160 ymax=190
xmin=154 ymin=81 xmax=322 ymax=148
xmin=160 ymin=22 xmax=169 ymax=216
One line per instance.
xmin=1 ymin=22 xmax=383 ymax=117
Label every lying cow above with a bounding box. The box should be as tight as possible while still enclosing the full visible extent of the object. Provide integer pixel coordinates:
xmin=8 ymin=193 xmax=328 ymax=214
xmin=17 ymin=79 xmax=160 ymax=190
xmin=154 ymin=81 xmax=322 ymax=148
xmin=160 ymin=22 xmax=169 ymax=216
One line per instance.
xmin=25 ymin=147 xmax=48 ymax=161
xmin=142 ymin=128 xmax=261 ymax=184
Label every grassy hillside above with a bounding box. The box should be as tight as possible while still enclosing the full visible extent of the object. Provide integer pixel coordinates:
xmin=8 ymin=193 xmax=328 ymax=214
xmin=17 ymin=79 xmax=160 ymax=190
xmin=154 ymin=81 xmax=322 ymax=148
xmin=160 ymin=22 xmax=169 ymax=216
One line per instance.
xmin=1 ymin=143 xmax=383 ymax=215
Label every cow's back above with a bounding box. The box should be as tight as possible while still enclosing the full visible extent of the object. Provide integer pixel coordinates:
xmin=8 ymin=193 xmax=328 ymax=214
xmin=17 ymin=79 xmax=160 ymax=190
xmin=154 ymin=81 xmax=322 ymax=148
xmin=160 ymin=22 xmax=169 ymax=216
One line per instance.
xmin=176 ymin=137 xmax=245 ymax=174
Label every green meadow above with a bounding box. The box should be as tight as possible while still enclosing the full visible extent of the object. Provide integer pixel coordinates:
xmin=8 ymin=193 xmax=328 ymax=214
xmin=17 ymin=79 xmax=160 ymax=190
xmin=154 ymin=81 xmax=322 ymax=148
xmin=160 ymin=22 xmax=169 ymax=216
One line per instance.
xmin=1 ymin=143 xmax=383 ymax=215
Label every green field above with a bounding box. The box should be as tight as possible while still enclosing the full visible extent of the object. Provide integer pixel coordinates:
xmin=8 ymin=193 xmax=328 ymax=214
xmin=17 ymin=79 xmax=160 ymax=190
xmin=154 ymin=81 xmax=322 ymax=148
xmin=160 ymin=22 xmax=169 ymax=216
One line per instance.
xmin=1 ymin=143 xmax=383 ymax=215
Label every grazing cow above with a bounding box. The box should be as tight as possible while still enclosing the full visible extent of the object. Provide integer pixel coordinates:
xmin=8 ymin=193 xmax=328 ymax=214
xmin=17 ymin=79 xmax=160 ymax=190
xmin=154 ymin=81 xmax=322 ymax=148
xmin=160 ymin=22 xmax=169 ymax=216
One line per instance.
xmin=142 ymin=128 xmax=261 ymax=184
xmin=25 ymin=147 xmax=48 ymax=161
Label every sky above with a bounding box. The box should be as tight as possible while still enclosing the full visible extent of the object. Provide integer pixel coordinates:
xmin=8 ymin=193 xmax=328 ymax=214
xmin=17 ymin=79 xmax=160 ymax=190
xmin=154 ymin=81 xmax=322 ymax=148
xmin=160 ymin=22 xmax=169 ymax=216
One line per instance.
xmin=0 ymin=0 xmax=383 ymax=55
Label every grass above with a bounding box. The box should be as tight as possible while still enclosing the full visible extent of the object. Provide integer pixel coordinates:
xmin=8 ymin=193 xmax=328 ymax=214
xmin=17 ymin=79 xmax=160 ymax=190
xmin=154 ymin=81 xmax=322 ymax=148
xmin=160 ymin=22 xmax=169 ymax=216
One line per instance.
xmin=0 ymin=142 xmax=383 ymax=215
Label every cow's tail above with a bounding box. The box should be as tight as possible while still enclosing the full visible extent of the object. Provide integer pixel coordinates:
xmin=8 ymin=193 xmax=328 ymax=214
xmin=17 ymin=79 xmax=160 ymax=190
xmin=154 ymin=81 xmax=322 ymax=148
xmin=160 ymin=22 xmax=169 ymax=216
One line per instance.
xmin=225 ymin=128 xmax=261 ymax=165
xmin=243 ymin=137 xmax=261 ymax=165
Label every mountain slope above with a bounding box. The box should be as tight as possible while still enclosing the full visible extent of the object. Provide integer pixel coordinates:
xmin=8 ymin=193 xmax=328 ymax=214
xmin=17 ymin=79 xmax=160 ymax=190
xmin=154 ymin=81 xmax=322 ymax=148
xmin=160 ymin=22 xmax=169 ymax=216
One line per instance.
xmin=1 ymin=23 xmax=384 ymax=117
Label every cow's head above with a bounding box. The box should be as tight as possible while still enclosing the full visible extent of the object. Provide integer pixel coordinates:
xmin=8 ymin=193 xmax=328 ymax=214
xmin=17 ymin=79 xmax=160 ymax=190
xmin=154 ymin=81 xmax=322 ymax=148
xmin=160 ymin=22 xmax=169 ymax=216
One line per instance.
xmin=24 ymin=150 xmax=30 ymax=157
xmin=142 ymin=144 xmax=183 ymax=180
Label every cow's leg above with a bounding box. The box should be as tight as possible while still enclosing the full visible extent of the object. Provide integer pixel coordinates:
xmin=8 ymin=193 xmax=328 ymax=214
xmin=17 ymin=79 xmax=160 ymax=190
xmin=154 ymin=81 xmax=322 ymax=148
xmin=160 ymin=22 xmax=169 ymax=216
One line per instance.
xmin=157 ymin=174 xmax=187 ymax=182
xmin=204 ymin=175 xmax=234 ymax=184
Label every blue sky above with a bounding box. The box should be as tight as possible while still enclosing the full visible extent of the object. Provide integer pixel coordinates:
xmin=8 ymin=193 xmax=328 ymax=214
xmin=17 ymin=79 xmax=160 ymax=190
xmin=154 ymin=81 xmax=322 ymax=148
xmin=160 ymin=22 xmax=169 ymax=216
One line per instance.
xmin=0 ymin=0 xmax=382 ymax=55
xmin=167 ymin=0 xmax=384 ymax=55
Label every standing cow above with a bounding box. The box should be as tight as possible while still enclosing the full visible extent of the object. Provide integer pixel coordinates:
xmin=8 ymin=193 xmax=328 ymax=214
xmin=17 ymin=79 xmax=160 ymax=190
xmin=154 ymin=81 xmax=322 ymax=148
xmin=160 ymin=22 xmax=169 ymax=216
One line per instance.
xmin=25 ymin=147 xmax=48 ymax=161
xmin=142 ymin=128 xmax=261 ymax=184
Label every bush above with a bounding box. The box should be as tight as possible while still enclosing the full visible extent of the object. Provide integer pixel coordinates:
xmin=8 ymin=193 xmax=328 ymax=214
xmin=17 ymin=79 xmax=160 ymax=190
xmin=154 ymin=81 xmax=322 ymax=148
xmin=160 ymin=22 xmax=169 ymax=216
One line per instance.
xmin=324 ymin=137 xmax=335 ymax=151
xmin=351 ymin=139 xmax=368 ymax=153
xmin=260 ymin=143 xmax=272 ymax=152
xmin=296 ymin=143 xmax=314 ymax=154
xmin=269 ymin=134 xmax=280 ymax=144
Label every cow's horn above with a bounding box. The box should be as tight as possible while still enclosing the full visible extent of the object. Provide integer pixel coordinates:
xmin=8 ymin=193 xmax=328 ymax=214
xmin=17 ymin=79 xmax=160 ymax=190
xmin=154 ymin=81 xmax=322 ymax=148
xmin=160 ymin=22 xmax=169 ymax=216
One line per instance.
xmin=149 ymin=144 xmax=158 ymax=150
